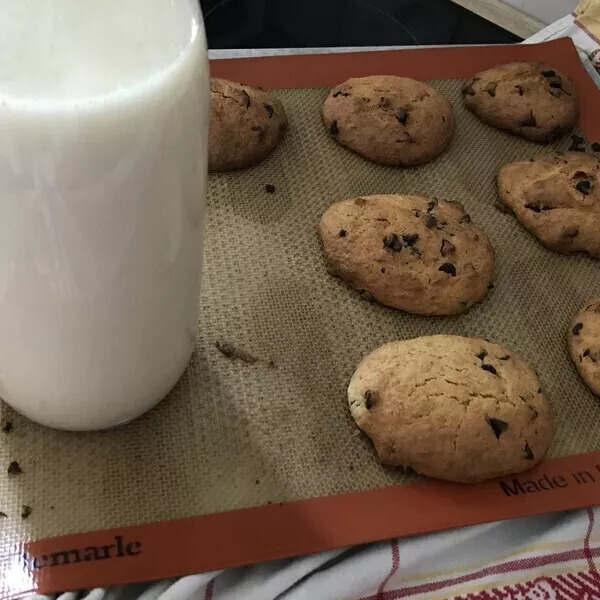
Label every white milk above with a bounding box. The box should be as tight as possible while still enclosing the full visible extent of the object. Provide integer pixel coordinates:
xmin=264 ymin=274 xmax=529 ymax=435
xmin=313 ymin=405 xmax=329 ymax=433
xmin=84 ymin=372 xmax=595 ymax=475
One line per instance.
xmin=0 ymin=0 xmax=209 ymax=429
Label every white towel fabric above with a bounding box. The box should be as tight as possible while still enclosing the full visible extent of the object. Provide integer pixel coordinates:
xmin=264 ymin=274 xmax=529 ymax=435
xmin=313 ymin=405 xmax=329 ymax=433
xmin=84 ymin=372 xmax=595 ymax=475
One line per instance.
xmin=38 ymin=508 xmax=600 ymax=599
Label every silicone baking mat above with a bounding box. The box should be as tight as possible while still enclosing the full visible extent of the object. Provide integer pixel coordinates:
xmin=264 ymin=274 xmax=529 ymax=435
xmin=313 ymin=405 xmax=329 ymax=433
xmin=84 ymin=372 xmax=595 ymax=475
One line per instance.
xmin=2 ymin=38 xmax=600 ymax=598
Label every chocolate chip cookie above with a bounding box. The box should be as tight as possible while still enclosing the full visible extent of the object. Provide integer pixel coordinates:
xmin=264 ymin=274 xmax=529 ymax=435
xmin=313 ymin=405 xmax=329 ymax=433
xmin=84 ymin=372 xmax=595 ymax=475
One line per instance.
xmin=497 ymin=152 xmax=600 ymax=257
xmin=462 ymin=62 xmax=579 ymax=142
xmin=318 ymin=195 xmax=494 ymax=315
xmin=569 ymin=298 xmax=600 ymax=396
xmin=322 ymin=76 xmax=455 ymax=166
xmin=348 ymin=335 xmax=553 ymax=483
xmin=209 ymin=78 xmax=287 ymax=171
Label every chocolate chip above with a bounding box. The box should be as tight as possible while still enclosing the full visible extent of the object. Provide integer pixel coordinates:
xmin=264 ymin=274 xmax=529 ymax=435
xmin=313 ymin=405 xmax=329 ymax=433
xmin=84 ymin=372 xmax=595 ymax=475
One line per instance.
xmin=426 ymin=200 xmax=437 ymax=213
xmin=338 ymin=229 xmax=347 ymax=237
xmin=462 ymin=83 xmax=475 ymax=96
xmin=537 ymin=388 xmax=542 ymax=394
xmin=438 ymin=263 xmax=456 ymax=276
xmin=546 ymin=125 xmax=565 ymax=142
xmin=1 ymin=421 xmax=12 ymax=434
xmin=332 ymin=90 xmax=349 ymax=98
xmin=525 ymin=203 xmax=552 ymax=213
xmin=481 ymin=364 xmax=497 ymax=375
xmin=564 ymin=226 xmax=579 ymax=238
xmin=365 ymin=390 xmax=374 ymax=409
xmin=499 ymin=355 xmax=510 ymax=360
xmin=264 ymin=183 xmax=276 ymax=194
xmin=486 ymin=417 xmax=508 ymax=439
xmin=381 ymin=267 xmax=386 ymax=273
xmin=583 ymin=348 xmax=591 ymax=357
xmin=549 ymin=81 xmax=562 ymax=88
xmin=424 ymin=215 xmax=437 ymax=229
xmin=413 ymin=210 xmax=421 ymax=218
xmin=264 ymin=103 xmax=274 ymax=118
xmin=488 ymin=282 xmax=495 ymax=290
xmin=383 ymin=233 xmax=403 ymax=252
xmin=459 ymin=214 xmax=471 ymax=224
xmin=573 ymin=171 xmax=588 ymax=179
xmin=541 ymin=70 xmax=556 ymax=78
xmin=379 ymin=97 xmax=391 ymax=108
xmin=484 ymin=83 xmax=497 ymax=97
xmin=21 ymin=505 xmax=32 ymax=519
xmin=402 ymin=233 xmax=419 ymax=247
xmin=519 ymin=111 xmax=537 ymax=128
xmin=251 ymin=126 xmax=263 ymax=139
xmin=440 ymin=239 xmax=455 ymax=256
xmin=576 ymin=180 xmax=591 ymax=195
xmin=592 ymin=142 xmax=600 ymax=152
xmin=568 ymin=135 xmax=586 ymax=152
xmin=8 ymin=461 xmax=22 ymax=476
xmin=330 ymin=120 xmax=339 ymax=136
xmin=396 ymin=110 xmax=408 ymax=125
xmin=515 ymin=85 xmax=524 ymax=96
xmin=523 ymin=442 xmax=534 ymax=461
xmin=241 ymin=91 xmax=251 ymax=107
xmin=573 ymin=323 xmax=584 ymax=336
xmin=476 ymin=350 xmax=487 ymax=360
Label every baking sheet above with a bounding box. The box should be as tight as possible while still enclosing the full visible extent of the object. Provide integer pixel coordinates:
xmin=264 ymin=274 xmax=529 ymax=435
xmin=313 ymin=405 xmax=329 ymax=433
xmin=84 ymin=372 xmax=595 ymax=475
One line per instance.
xmin=2 ymin=38 xmax=600 ymax=597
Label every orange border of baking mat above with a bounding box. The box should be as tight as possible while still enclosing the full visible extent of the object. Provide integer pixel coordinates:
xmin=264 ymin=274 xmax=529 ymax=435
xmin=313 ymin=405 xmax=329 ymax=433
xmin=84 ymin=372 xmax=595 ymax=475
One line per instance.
xmin=6 ymin=38 xmax=600 ymax=598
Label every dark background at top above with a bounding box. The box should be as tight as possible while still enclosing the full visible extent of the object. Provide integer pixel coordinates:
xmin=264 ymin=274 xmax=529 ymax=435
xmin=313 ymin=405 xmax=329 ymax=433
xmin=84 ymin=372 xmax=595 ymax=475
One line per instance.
xmin=199 ymin=0 xmax=521 ymax=49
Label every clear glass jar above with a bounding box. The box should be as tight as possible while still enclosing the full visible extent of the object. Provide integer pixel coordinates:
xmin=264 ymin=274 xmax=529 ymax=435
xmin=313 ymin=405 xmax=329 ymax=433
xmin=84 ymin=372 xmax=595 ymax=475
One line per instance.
xmin=0 ymin=0 xmax=209 ymax=429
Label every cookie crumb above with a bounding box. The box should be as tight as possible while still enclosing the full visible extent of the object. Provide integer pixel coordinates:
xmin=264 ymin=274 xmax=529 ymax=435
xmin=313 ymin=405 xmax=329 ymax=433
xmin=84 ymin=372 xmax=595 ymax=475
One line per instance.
xmin=215 ymin=341 xmax=259 ymax=364
xmin=264 ymin=183 xmax=276 ymax=194
xmin=7 ymin=461 xmax=22 ymax=476
xmin=21 ymin=505 xmax=32 ymax=519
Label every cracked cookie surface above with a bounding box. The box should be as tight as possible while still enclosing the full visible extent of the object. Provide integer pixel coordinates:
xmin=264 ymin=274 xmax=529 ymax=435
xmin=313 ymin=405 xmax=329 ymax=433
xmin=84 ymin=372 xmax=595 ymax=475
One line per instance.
xmin=318 ymin=194 xmax=494 ymax=315
xmin=348 ymin=335 xmax=553 ymax=483
xmin=462 ymin=61 xmax=579 ymax=142
xmin=209 ymin=78 xmax=287 ymax=171
xmin=322 ymin=75 xmax=455 ymax=166
xmin=569 ymin=297 xmax=600 ymax=396
xmin=497 ymin=152 xmax=600 ymax=257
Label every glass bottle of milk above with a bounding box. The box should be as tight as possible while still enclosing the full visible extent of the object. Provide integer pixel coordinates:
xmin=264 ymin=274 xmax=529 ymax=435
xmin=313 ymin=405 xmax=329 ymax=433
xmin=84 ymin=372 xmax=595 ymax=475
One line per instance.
xmin=0 ymin=0 xmax=209 ymax=429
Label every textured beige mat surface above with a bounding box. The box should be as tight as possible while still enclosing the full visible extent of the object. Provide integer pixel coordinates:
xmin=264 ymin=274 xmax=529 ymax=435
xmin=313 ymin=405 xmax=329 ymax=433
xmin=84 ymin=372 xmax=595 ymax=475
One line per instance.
xmin=1 ymin=81 xmax=599 ymax=559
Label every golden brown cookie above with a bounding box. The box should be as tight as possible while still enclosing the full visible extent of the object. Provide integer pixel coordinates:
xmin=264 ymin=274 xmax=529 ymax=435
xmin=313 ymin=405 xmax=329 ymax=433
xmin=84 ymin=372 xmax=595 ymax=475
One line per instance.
xmin=209 ymin=78 xmax=287 ymax=171
xmin=318 ymin=195 xmax=494 ymax=315
xmin=348 ymin=335 xmax=553 ymax=483
xmin=322 ymin=75 xmax=455 ymax=166
xmin=568 ymin=297 xmax=600 ymax=396
xmin=497 ymin=152 xmax=600 ymax=257
xmin=462 ymin=62 xmax=579 ymax=142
